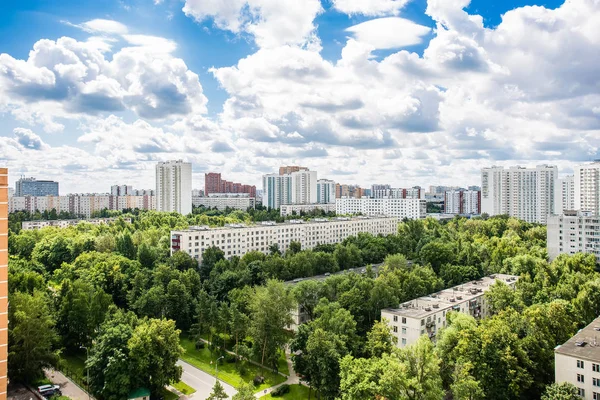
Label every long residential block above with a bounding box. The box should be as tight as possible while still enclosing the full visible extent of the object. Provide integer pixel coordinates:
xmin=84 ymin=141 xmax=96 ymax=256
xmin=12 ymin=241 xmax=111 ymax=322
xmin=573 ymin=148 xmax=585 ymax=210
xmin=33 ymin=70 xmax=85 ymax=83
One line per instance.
xmin=382 ymin=274 xmax=519 ymax=348
xmin=335 ymin=197 xmax=426 ymax=219
xmin=21 ymin=217 xmax=131 ymax=230
xmin=192 ymin=194 xmax=256 ymax=211
xmin=555 ymin=315 xmax=600 ymax=399
xmin=170 ymin=216 xmax=398 ymax=262
xmin=280 ymin=203 xmax=336 ymax=217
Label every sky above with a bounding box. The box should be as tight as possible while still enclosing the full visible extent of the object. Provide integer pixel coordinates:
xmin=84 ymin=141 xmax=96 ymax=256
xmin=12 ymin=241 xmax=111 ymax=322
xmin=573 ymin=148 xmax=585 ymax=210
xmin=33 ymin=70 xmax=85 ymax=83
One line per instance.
xmin=0 ymin=0 xmax=598 ymax=194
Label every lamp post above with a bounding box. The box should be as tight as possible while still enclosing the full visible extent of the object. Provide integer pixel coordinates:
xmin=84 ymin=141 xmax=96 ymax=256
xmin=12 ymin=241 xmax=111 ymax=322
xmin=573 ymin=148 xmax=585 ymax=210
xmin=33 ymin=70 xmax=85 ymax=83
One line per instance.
xmin=80 ymin=345 xmax=90 ymax=400
xmin=213 ymin=356 xmax=225 ymax=383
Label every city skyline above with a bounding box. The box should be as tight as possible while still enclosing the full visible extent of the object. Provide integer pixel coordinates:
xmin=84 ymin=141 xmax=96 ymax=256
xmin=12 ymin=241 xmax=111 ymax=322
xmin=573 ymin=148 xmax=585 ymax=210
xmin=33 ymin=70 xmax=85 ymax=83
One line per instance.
xmin=2 ymin=0 xmax=598 ymax=193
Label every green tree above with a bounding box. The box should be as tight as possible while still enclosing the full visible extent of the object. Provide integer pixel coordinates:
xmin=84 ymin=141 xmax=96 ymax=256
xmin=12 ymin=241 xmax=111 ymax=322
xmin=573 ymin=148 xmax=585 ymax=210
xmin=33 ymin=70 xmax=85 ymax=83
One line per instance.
xmin=207 ymin=381 xmax=228 ymax=400
xmin=170 ymin=250 xmax=197 ymax=271
xmin=232 ymin=382 xmax=254 ymax=400
xmin=541 ymin=382 xmax=580 ymax=400
xmin=305 ymin=328 xmax=347 ymax=399
xmin=31 ymin=235 xmax=73 ymax=272
xmin=365 ymin=319 xmax=396 ymax=358
xmin=485 ymin=280 xmax=523 ymax=315
xmin=128 ymin=318 xmax=184 ymax=394
xmin=451 ymin=362 xmax=484 ymax=400
xmin=116 ymin=232 xmax=137 ymax=259
xmin=8 ymin=290 xmax=59 ymax=383
xmin=137 ymin=242 xmax=157 ymax=268
xmin=249 ymin=280 xmax=294 ymax=367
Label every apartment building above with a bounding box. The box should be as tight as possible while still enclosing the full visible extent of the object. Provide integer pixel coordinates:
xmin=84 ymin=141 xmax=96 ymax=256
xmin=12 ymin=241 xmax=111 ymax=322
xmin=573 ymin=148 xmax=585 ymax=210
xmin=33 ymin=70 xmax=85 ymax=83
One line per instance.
xmin=204 ymin=172 xmax=256 ymax=197
xmin=336 ymin=184 xmax=366 ymax=199
xmin=170 ymin=216 xmax=397 ymax=262
xmin=15 ymin=177 xmax=59 ymax=197
xmin=279 ymin=166 xmax=308 ymax=175
xmin=0 ymin=169 xmax=7 ymax=399
xmin=554 ymin=316 xmax=600 ymax=399
xmin=372 ymin=185 xmax=424 ymax=200
xmin=382 ymin=274 xmax=519 ymax=348
xmin=335 ymin=197 xmax=426 ymax=220
xmin=280 ymin=203 xmax=336 ymax=217
xmin=9 ymin=194 xmax=156 ymax=218
xmin=262 ymin=170 xmax=318 ymax=209
xmin=192 ymin=194 xmax=256 ymax=211
xmin=445 ymin=190 xmax=481 ymax=215
xmin=481 ymin=165 xmax=557 ymax=224
xmin=547 ymin=211 xmax=600 ymax=263
xmin=21 ymin=217 xmax=131 ymax=230
xmin=555 ymin=176 xmax=576 ymax=214
xmin=575 ymin=162 xmax=600 ymax=215
xmin=316 ymin=179 xmax=336 ymax=204
xmin=156 ymin=160 xmax=192 ymax=215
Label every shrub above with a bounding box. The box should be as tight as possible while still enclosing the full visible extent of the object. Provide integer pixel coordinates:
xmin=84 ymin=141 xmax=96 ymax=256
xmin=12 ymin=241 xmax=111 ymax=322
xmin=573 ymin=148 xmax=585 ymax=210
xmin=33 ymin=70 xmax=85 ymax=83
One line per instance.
xmin=271 ymin=384 xmax=290 ymax=397
xmin=226 ymin=354 xmax=236 ymax=363
xmin=195 ymin=340 xmax=205 ymax=350
xmin=253 ymin=376 xmax=265 ymax=386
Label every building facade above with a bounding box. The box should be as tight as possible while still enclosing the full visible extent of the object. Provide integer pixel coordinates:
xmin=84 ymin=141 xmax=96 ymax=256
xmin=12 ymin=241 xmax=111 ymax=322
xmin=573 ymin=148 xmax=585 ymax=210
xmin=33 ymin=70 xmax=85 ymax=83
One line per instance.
xmin=445 ymin=190 xmax=481 ymax=214
xmin=547 ymin=211 xmax=600 ymax=263
xmin=204 ymin=172 xmax=256 ymax=197
xmin=556 ymin=175 xmax=576 ymax=213
xmin=575 ymin=162 xmax=600 ymax=215
xmin=0 ymin=169 xmax=7 ymax=400
xmin=9 ymin=194 xmax=156 ymax=218
xmin=554 ymin=315 xmax=600 ymax=399
xmin=22 ymin=217 xmax=131 ymax=230
xmin=111 ymin=185 xmax=133 ymax=196
xmin=192 ymin=194 xmax=256 ymax=211
xmin=335 ymin=184 xmax=365 ymax=199
xmin=280 ymin=203 xmax=336 ymax=217
xmin=262 ymin=170 xmax=317 ymax=209
xmin=372 ymin=186 xmax=424 ymax=199
xmin=316 ymin=179 xmax=336 ymax=204
xmin=481 ymin=165 xmax=557 ymax=224
xmin=279 ymin=166 xmax=308 ymax=175
xmin=15 ymin=177 xmax=59 ymax=197
xmin=156 ymin=160 xmax=192 ymax=215
xmin=335 ymin=197 xmax=426 ymax=220
xmin=170 ymin=216 xmax=397 ymax=262
xmin=382 ymin=274 xmax=518 ymax=348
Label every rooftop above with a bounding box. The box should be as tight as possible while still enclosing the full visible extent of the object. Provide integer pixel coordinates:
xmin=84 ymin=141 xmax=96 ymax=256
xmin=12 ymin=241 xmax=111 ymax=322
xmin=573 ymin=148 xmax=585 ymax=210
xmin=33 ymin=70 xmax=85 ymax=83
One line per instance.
xmin=382 ymin=274 xmax=519 ymax=319
xmin=555 ymin=316 xmax=600 ymax=361
xmin=173 ymin=215 xmax=395 ymax=233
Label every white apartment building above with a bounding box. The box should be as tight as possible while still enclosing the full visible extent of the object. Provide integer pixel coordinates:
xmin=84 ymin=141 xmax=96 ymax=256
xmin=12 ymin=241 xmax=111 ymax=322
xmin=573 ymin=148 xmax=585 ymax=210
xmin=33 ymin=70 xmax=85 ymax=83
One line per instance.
xmin=547 ymin=211 xmax=600 ymax=263
xmin=280 ymin=203 xmax=336 ymax=217
xmin=262 ymin=170 xmax=318 ymax=209
xmin=556 ymin=175 xmax=576 ymax=213
xmin=481 ymin=165 xmax=557 ymax=224
xmin=554 ymin=315 xmax=600 ymax=400
xmin=22 ymin=217 xmax=131 ymax=230
xmin=575 ymin=162 xmax=600 ymax=215
xmin=111 ymin=185 xmax=133 ymax=196
xmin=9 ymin=194 xmax=156 ymax=218
xmin=156 ymin=160 xmax=192 ymax=215
xmin=372 ymin=186 xmax=424 ymax=199
xmin=192 ymin=194 xmax=256 ymax=211
xmin=316 ymin=179 xmax=336 ymax=204
xmin=445 ymin=190 xmax=481 ymax=215
xmin=382 ymin=274 xmax=519 ymax=348
xmin=170 ymin=216 xmax=398 ymax=262
xmin=335 ymin=197 xmax=426 ymax=220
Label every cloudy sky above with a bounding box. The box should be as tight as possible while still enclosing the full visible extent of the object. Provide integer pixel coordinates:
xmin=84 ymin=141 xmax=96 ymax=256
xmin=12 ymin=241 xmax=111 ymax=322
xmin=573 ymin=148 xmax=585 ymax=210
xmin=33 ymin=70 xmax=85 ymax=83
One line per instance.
xmin=1 ymin=0 xmax=599 ymax=193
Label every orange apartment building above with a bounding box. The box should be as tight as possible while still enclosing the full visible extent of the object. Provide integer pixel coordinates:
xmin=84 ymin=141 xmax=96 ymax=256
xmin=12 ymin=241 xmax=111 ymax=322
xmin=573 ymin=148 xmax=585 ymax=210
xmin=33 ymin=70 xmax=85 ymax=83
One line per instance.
xmin=0 ymin=168 xmax=8 ymax=398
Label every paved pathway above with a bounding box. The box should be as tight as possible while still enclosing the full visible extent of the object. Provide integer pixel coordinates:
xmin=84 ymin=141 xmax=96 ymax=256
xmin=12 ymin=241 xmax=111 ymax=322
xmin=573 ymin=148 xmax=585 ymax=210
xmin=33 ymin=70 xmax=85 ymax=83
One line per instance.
xmin=177 ymin=359 xmax=237 ymax=399
xmin=44 ymin=369 xmax=91 ymax=400
xmin=255 ymin=348 xmax=305 ymax=399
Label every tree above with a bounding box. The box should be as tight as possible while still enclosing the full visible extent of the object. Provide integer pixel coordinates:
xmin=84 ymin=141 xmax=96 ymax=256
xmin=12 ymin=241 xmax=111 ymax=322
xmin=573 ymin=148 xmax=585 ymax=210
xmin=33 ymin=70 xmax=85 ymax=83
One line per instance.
xmin=170 ymin=250 xmax=197 ymax=271
xmin=287 ymin=241 xmax=302 ymax=256
xmin=137 ymin=242 xmax=157 ymax=268
xmin=485 ymin=280 xmax=523 ymax=315
xmin=249 ymin=280 xmax=294 ymax=367
xmin=116 ymin=232 xmax=137 ymax=259
xmin=418 ymin=241 xmax=455 ymax=274
xmin=305 ymin=328 xmax=347 ymax=399
xmin=541 ymin=382 xmax=580 ymax=400
xmin=8 ymin=290 xmax=59 ymax=383
xmin=365 ymin=320 xmax=396 ymax=358
xmin=31 ymin=235 xmax=73 ymax=272
xmin=201 ymin=246 xmax=225 ymax=279
xmin=128 ymin=318 xmax=184 ymax=394
xmin=451 ymin=362 xmax=484 ymax=400
xmin=207 ymin=381 xmax=228 ymax=400
xmin=398 ymin=335 xmax=444 ymax=400
xmin=232 ymin=382 xmax=254 ymax=400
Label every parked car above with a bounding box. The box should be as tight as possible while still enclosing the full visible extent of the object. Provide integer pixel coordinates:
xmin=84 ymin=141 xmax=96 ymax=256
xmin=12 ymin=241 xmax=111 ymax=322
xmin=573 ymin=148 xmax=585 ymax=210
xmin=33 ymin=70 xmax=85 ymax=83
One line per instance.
xmin=37 ymin=384 xmax=61 ymax=398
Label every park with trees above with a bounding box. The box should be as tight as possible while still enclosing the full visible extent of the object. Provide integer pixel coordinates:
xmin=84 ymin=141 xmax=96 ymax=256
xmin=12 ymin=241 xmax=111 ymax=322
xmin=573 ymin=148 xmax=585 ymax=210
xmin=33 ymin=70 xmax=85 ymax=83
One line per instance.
xmin=7 ymin=208 xmax=600 ymax=399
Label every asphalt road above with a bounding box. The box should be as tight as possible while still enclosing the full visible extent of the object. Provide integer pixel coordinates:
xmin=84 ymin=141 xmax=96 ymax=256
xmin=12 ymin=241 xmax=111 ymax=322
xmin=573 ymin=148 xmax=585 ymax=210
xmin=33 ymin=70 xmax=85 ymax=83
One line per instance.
xmin=177 ymin=359 xmax=237 ymax=399
xmin=44 ymin=369 xmax=91 ymax=400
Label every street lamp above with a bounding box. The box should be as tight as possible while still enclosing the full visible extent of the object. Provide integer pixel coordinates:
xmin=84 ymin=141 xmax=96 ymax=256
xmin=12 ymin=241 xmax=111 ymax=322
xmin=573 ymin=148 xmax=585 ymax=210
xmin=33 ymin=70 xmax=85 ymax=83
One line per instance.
xmin=212 ymin=356 xmax=225 ymax=383
xmin=80 ymin=345 xmax=90 ymax=400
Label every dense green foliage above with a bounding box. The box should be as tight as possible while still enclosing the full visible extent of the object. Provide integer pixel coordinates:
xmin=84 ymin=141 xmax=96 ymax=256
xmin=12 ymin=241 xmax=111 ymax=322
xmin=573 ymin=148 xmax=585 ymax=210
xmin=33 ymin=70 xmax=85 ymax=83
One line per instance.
xmin=7 ymin=209 xmax=600 ymax=399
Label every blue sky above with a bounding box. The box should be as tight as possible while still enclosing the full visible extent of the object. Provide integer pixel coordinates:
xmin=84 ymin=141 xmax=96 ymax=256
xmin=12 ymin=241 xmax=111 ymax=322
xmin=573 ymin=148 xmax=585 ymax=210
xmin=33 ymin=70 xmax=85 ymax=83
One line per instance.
xmin=0 ymin=0 xmax=597 ymax=193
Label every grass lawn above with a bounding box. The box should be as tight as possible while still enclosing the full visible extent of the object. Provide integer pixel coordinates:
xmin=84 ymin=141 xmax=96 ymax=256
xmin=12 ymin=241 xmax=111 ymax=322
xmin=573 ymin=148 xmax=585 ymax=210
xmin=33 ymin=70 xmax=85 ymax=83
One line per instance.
xmin=180 ymin=337 xmax=287 ymax=392
xmin=161 ymin=388 xmax=179 ymax=400
xmin=260 ymin=384 xmax=311 ymax=399
xmin=171 ymin=381 xmax=196 ymax=396
xmin=59 ymin=351 xmax=87 ymax=382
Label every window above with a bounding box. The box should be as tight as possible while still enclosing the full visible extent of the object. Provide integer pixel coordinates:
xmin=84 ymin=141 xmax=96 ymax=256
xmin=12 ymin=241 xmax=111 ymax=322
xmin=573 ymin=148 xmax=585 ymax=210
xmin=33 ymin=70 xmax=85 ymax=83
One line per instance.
xmin=594 ymin=363 xmax=600 ymax=372
xmin=393 ymin=316 xmax=398 ymax=322
xmin=578 ymin=360 xmax=585 ymax=369
xmin=401 ymin=338 xmax=406 ymax=345
xmin=579 ymin=388 xmax=585 ymax=397
xmin=393 ymin=326 xmax=398 ymax=333
xmin=402 ymin=327 xmax=406 ymax=335
xmin=578 ymin=374 xmax=585 ymax=383
xmin=594 ymin=378 xmax=600 ymax=387
xmin=594 ymin=392 xmax=600 ymax=400
xmin=421 ymin=319 xmax=425 ymax=326
xmin=402 ymin=317 xmax=407 ymax=324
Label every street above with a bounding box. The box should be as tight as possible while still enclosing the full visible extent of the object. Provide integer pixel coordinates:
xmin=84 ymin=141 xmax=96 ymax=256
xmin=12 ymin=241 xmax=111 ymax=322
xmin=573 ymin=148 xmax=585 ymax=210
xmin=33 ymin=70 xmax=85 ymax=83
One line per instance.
xmin=44 ymin=369 xmax=91 ymax=400
xmin=177 ymin=360 xmax=237 ymax=399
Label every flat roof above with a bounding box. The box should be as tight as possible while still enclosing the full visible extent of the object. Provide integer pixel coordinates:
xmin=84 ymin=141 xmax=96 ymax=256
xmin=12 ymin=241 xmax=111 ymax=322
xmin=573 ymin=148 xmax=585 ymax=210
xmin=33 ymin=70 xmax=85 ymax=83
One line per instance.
xmin=382 ymin=274 xmax=519 ymax=319
xmin=172 ymin=216 xmax=396 ymax=233
xmin=555 ymin=316 xmax=600 ymax=361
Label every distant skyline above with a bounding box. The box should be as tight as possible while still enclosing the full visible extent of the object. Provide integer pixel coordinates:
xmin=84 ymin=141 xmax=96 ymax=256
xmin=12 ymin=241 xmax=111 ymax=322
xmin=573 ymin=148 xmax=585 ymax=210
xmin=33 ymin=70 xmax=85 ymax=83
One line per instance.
xmin=1 ymin=0 xmax=598 ymax=193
